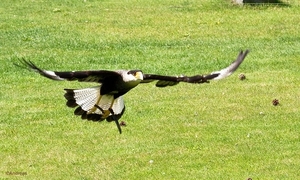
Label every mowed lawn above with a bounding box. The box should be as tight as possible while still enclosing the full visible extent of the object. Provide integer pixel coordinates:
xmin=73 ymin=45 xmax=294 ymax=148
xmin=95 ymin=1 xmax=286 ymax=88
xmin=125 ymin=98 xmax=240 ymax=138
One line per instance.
xmin=1 ymin=0 xmax=300 ymax=179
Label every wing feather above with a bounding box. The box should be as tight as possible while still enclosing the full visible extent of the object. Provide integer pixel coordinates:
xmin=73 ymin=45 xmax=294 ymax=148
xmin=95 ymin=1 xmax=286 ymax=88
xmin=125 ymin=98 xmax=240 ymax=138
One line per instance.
xmin=17 ymin=59 xmax=121 ymax=83
xmin=142 ymin=50 xmax=249 ymax=87
xmin=210 ymin=50 xmax=249 ymax=80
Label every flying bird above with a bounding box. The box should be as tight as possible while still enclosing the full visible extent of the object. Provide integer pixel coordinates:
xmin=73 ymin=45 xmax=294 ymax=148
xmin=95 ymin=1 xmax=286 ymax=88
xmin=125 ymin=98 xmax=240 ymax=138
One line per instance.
xmin=17 ymin=50 xmax=249 ymax=134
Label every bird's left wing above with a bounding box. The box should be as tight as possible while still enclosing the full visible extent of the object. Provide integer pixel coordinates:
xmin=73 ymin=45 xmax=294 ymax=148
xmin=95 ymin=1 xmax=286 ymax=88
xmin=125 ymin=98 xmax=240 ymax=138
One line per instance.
xmin=16 ymin=59 xmax=122 ymax=83
xmin=141 ymin=50 xmax=249 ymax=87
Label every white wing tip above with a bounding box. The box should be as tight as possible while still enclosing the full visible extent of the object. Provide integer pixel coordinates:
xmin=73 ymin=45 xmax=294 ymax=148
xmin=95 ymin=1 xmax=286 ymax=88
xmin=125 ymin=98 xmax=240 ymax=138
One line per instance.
xmin=210 ymin=49 xmax=249 ymax=80
xmin=42 ymin=70 xmax=65 ymax=80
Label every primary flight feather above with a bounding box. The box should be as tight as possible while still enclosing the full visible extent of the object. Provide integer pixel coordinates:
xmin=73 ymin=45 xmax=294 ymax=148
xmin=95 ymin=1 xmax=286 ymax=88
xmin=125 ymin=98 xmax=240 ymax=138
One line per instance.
xmin=17 ymin=50 xmax=249 ymax=133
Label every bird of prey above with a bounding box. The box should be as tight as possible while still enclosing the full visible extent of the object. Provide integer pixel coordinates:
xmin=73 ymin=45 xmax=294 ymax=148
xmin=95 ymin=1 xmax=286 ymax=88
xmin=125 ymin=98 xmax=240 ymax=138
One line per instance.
xmin=17 ymin=50 xmax=249 ymax=134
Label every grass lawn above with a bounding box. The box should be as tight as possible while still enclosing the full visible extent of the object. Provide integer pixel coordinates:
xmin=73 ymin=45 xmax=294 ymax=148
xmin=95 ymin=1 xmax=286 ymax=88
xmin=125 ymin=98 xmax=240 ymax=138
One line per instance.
xmin=1 ymin=0 xmax=300 ymax=179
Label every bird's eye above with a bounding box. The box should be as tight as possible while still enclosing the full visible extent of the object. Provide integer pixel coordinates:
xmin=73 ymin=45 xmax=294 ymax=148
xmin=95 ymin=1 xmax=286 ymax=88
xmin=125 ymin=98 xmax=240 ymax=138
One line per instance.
xmin=128 ymin=71 xmax=137 ymax=76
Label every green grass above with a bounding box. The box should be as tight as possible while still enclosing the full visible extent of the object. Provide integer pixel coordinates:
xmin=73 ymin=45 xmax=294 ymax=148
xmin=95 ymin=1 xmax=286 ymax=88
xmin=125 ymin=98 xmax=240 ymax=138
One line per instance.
xmin=1 ymin=0 xmax=300 ymax=179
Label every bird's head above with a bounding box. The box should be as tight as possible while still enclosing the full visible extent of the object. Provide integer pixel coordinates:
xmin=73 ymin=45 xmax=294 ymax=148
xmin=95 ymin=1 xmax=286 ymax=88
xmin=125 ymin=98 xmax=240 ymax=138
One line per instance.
xmin=126 ymin=70 xmax=144 ymax=81
xmin=117 ymin=70 xmax=144 ymax=87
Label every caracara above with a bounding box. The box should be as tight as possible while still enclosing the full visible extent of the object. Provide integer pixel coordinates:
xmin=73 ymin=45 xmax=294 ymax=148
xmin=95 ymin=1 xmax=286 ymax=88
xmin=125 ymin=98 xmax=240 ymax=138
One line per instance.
xmin=17 ymin=50 xmax=249 ymax=133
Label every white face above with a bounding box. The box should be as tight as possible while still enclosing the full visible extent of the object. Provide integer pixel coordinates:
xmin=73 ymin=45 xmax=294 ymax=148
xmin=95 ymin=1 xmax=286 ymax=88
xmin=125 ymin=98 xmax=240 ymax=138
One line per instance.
xmin=114 ymin=70 xmax=143 ymax=90
xmin=121 ymin=70 xmax=143 ymax=82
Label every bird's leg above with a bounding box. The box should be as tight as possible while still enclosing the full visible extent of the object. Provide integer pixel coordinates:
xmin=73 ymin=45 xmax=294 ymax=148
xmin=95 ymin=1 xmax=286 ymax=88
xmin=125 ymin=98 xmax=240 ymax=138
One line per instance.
xmin=89 ymin=96 xmax=113 ymax=118
xmin=93 ymin=104 xmax=112 ymax=120
xmin=107 ymin=99 xmax=122 ymax=134
xmin=94 ymin=104 xmax=105 ymax=114
xmin=108 ymin=108 xmax=122 ymax=134
xmin=93 ymin=99 xmax=122 ymax=134
xmin=87 ymin=95 xmax=103 ymax=114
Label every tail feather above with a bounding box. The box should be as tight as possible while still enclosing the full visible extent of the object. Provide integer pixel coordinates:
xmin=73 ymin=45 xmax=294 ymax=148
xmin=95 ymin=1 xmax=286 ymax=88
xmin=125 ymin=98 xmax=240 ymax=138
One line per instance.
xmin=64 ymin=89 xmax=75 ymax=100
xmin=63 ymin=86 xmax=125 ymax=122
xmin=74 ymin=106 xmax=86 ymax=116
xmin=66 ymin=100 xmax=77 ymax=108
xmin=65 ymin=86 xmax=100 ymax=111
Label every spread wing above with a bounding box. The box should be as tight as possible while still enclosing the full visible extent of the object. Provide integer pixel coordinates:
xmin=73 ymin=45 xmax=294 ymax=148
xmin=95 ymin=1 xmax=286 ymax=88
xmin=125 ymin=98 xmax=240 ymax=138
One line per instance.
xmin=16 ymin=59 xmax=122 ymax=83
xmin=141 ymin=50 xmax=249 ymax=87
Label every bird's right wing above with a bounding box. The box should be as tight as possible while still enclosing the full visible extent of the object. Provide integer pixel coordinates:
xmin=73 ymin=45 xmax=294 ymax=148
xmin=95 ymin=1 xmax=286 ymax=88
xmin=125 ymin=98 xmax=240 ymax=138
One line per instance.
xmin=16 ymin=59 xmax=122 ymax=83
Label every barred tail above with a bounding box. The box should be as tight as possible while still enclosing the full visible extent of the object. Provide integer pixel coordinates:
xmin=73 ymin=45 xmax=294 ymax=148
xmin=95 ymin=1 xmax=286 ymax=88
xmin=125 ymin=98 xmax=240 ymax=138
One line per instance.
xmin=64 ymin=86 xmax=125 ymax=121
